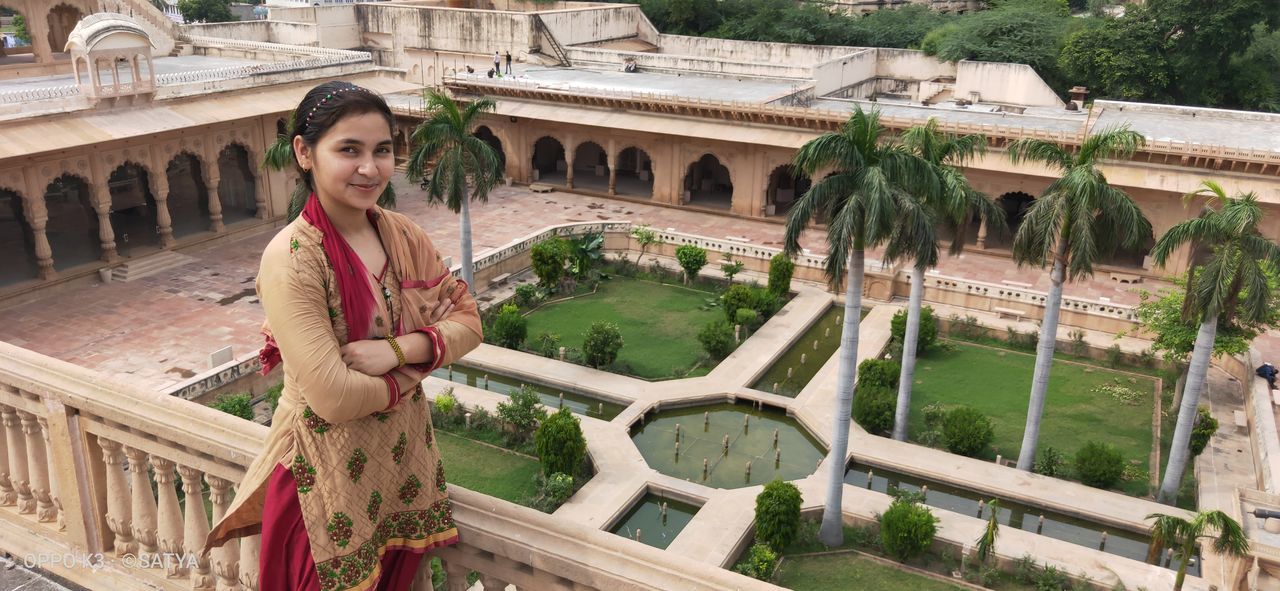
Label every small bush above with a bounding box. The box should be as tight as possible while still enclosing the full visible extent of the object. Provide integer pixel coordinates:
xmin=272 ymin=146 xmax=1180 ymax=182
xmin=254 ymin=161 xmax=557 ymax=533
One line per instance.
xmin=750 ymin=287 xmax=781 ymax=318
xmin=732 ymin=543 xmax=777 ymax=581
xmin=858 ymin=358 xmax=901 ymax=390
xmin=734 ymin=308 xmax=760 ymax=330
xmin=514 ymin=283 xmax=540 ymax=308
xmin=1014 ymin=553 xmax=1039 ymax=584
xmin=878 ymin=496 xmax=938 ymax=562
xmin=582 ymin=321 xmax=624 ymax=368
xmin=1067 ymin=329 xmax=1087 ymax=357
xmin=534 ymin=332 xmax=561 ymax=358
xmin=535 ymin=407 xmax=587 ymax=476
xmin=1189 ymin=406 xmax=1219 ymax=457
xmin=527 ymin=472 xmax=574 ymax=512
xmin=1034 ymin=445 xmax=1066 ymax=477
xmin=720 ymin=257 xmax=745 ymax=285
xmin=942 ymin=406 xmax=994 ymax=457
xmin=530 ymin=236 xmax=569 ymax=289
xmin=949 ymin=314 xmax=983 ymax=340
xmin=210 ymin=392 xmax=254 ymax=421
xmin=853 ymin=384 xmax=896 ymax=436
xmin=697 ymin=319 xmax=735 ymax=359
xmin=754 ymin=480 xmax=802 ymax=551
xmin=1105 ymin=343 xmax=1123 ymax=368
xmin=434 ymin=388 xmax=457 ymax=415
xmin=890 ymin=306 xmax=938 ymax=356
xmin=265 ymin=383 xmax=283 ymax=413
xmin=1036 ymin=564 xmax=1069 ymax=591
xmin=722 ymin=284 xmax=755 ymax=323
xmin=922 ymin=402 xmax=947 ymax=428
xmin=767 ymin=253 xmax=794 ymax=297
xmin=491 ymin=303 xmax=528 ymax=349
xmin=1075 ymin=441 xmax=1124 ymax=489
xmin=495 ymin=385 xmax=547 ymax=442
xmin=675 ymin=244 xmax=708 ymax=283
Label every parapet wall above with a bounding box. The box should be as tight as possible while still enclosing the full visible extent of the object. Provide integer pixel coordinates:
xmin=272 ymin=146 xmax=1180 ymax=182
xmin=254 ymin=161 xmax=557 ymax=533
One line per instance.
xmin=358 ymin=4 xmax=533 ymax=58
xmin=956 ymin=60 xmax=1064 ymax=108
xmin=654 ymin=34 xmax=857 ymax=65
xmin=537 ymin=4 xmax=649 ymax=46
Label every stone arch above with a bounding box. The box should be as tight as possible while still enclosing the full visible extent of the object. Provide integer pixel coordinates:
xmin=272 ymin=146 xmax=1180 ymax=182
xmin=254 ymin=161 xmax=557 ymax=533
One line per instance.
xmin=46 ymin=3 xmax=83 ymax=53
xmin=614 ymin=146 xmax=654 ymax=199
xmin=765 ymin=164 xmax=811 ymax=217
xmin=571 ymin=140 xmax=608 ymax=192
xmin=473 ymin=125 xmax=505 ymax=169
xmin=107 ymin=161 xmax=159 ymax=257
xmin=42 ymin=174 xmax=100 ymax=270
xmin=217 ymin=143 xmax=258 ymax=225
xmin=0 ymin=187 xmax=37 ymax=286
xmin=990 ymin=191 xmax=1035 ymax=248
xmin=531 ymin=135 xmax=566 ymax=184
xmin=166 ymin=152 xmax=211 ymax=239
xmin=683 ymin=153 xmax=732 ymax=210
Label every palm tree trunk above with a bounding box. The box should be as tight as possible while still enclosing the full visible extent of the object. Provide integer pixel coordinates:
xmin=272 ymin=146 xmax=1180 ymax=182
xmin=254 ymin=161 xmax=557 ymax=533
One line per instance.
xmin=460 ymin=197 xmax=474 ymax=290
xmin=1015 ymin=240 xmax=1068 ymax=471
xmin=819 ymin=248 xmax=864 ymax=547
xmin=1158 ymin=312 xmax=1218 ymax=503
xmin=1173 ymin=535 xmax=1195 ymax=591
xmin=893 ymin=264 xmax=925 ymax=441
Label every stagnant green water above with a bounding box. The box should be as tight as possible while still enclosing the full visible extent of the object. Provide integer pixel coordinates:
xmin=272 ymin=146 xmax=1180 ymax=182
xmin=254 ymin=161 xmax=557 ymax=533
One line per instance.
xmin=844 ymin=462 xmax=1198 ymax=575
xmin=630 ymin=402 xmax=825 ymax=489
xmin=751 ymin=306 xmax=854 ymax=397
xmin=431 ymin=364 xmax=627 ymax=421
xmin=609 ymin=492 xmax=700 ymax=550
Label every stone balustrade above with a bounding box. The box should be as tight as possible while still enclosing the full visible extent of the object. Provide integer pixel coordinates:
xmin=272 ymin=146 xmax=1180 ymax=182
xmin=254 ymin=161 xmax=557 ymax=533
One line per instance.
xmin=0 ymin=85 xmax=81 ymax=105
xmin=181 ymin=35 xmax=373 ymax=60
xmin=0 ymin=341 xmax=781 ymax=590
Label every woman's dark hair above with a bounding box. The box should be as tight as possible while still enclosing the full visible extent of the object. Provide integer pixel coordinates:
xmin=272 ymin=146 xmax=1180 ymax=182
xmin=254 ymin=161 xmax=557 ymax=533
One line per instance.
xmin=289 ymin=81 xmax=395 ymax=192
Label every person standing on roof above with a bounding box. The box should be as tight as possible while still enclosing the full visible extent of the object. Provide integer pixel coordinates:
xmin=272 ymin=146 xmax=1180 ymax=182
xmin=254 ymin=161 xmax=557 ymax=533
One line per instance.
xmin=493 ymin=51 xmax=501 ymax=76
xmin=504 ymin=50 xmax=512 ymax=75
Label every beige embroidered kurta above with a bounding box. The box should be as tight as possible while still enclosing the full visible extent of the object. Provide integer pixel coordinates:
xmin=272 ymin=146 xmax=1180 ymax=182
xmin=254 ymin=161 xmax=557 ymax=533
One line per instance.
xmin=206 ymin=208 xmax=482 ymax=591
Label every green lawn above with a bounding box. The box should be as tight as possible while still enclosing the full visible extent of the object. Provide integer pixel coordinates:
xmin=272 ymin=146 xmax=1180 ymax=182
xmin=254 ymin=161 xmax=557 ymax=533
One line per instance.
xmin=908 ymin=341 xmax=1159 ymax=494
xmin=437 ymin=431 xmax=540 ymax=504
xmin=523 ymin=277 xmax=721 ymax=379
xmin=775 ymin=552 xmax=964 ymax=591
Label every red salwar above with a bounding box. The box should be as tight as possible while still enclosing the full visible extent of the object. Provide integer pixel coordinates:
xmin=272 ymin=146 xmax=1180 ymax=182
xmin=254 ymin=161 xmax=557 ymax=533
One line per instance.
xmin=260 ymin=464 xmax=427 ymax=591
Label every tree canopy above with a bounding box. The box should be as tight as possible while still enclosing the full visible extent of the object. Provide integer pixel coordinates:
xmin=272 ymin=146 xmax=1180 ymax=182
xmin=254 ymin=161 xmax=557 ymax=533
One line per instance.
xmin=177 ymin=0 xmax=235 ymax=23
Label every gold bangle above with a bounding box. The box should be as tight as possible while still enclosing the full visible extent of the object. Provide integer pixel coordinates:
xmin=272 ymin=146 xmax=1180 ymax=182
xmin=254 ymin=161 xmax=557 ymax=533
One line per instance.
xmin=385 ymin=334 xmax=406 ymax=368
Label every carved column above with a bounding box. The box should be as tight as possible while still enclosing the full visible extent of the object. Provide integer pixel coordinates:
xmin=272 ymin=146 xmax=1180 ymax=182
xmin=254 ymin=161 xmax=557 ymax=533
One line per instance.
xmin=238 ymin=534 xmax=260 ymax=591
xmin=202 ymin=160 xmax=224 ymax=233
xmin=564 ymin=148 xmax=575 ymax=190
xmin=99 ymin=438 xmax=135 ymax=556
xmin=247 ymin=149 xmax=268 ymax=220
xmin=37 ymin=417 xmax=64 ymax=530
xmin=178 ymin=465 xmax=211 ymax=588
xmin=90 ymin=183 xmax=119 ymax=263
xmin=975 ymin=216 xmax=988 ymax=250
xmin=19 ymin=193 xmax=57 ymax=279
xmin=27 ymin=7 xmax=53 ymax=64
xmin=150 ymin=173 xmax=175 ymax=248
xmin=19 ymin=412 xmax=54 ymax=523
xmin=125 ymin=446 xmax=159 ymax=561
xmin=151 ymin=456 xmax=187 ymax=578
xmin=606 ymin=140 xmax=617 ymax=196
xmin=441 ymin=559 xmax=470 ymax=591
xmin=1 ymin=407 xmax=33 ymax=514
xmin=207 ymin=475 xmax=240 ymax=591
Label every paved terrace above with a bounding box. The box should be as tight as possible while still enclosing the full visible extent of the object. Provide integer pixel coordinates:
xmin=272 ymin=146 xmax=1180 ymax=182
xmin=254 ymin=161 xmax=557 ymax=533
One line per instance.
xmin=465 ymin=66 xmax=806 ymax=103
xmin=0 ymin=55 xmax=270 ymax=93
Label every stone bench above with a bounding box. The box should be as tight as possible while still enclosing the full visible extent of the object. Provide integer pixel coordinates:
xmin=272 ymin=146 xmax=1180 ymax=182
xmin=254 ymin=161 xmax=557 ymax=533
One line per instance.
xmin=489 ymin=273 xmax=512 ymax=287
xmin=1109 ymin=272 xmax=1142 ymax=284
xmin=1235 ymin=410 xmax=1249 ymax=430
xmin=529 ymin=183 xmax=555 ymax=193
xmin=992 ymin=306 xmax=1027 ymax=321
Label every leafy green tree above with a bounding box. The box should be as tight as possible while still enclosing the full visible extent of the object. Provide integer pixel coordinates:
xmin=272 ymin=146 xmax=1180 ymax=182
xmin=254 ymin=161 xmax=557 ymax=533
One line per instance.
xmin=890 ymin=306 xmax=938 ymax=357
xmin=1151 ymin=181 xmax=1280 ymax=502
xmin=209 ymin=392 xmax=254 ymax=421
xmin=754 ymin=480 xmax=802 ymax=551
xmin=846 ymin=5 xmax=953 ymax=49
xmin=720 ymin=255 xmax=745 ymax=286
xmin=11 ymin=14 xmax=30 ymax=44
xmin=1059 ymin=10 xmax=1174 ymax=103
xmin=495 ymin=384 xmax=547 ymax=442
xmin=1147 ymin=510 xmax=1249 ymax=591
xmin=1132 ymin=273 xmax=1279 ymax=364
xmin=534 ymin=407 xmax=587 ymax=476
xmin=697 ymin=319 xmax=735 ymax=359
xmin=629 ymin=224 xmax=663 ymax=267
xmin=530 ymin=237 xmax=570 ymax=289
xmin=582 ymin=321 xmax=623 ymax=368
xmin=784 ymin=105 xmax=936 ymax=547
xmin=923 ymin=0 xmax=1078 ymax=90
xmin=177 ymin=0 xmax=235 ymax=23
xmin=879 ymin=495 xmax=938 ymax=562
xmin=1006 ymin=126 xmax=1150 ymax=471
xmin=490 ymin=303 xmax=528 ymax=349
xmin=675 ymin=244 xmax=708 ymax=284
xmin=767 ymin=252 xmax=794 ymax=297
xmin=1189 ymin=406 xmax=1219 ymax=458
xmin=407 ymin=89 xmax=504 ymax=290
xmin=852 ymin=384 xmax=895 ymax=436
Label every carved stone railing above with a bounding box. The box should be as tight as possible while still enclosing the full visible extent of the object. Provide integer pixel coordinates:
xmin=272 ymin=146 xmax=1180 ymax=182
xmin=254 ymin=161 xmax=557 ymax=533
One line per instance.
xmin=0 ymin=85 xmax=81 ymax=105
xmin=179 ymin=35 xmax=372 ymax=60
xmin=0 ymin=341 xmax=781 ymax=590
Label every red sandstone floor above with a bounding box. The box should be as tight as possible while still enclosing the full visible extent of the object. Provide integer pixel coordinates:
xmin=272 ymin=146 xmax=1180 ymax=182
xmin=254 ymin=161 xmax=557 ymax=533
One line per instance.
xmin=2 ymin=177 xmax=1277 ymax=391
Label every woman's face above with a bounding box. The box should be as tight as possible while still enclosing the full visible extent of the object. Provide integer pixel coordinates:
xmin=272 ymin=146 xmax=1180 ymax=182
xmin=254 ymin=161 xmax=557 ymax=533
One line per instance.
xmin=295 ymin=111 xmax=394 ymax=213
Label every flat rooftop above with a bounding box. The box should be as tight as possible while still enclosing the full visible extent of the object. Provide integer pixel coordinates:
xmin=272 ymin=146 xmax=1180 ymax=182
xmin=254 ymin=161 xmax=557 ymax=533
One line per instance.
xmin=0 ymin=55 xmax=270 ymax=93
xmin=474 ymin=66 xmax=803 ymax=104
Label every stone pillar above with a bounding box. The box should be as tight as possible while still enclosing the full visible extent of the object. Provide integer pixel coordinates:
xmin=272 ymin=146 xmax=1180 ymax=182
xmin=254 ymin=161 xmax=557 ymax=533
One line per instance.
xmin=19 ymin=411 xmax=54 ymax=523
xmin=975 ymin=216 xmax=988 ymax=250
xmin=207 ymin=475 xmax=240 ymax=591
xmin=98 ymin=438 xmax=136 ymax=556
xmin=1 ymin=407 xmax=33 ymax=514
xmin=36 ymin=417 xmax=63 ymax=530
xmin=27 ymin=7 xmax=53 ymax=64
xmin=202 ymin=159 xmax=225 ymax=233
xmin=89 ymin=170 xmax=119 ymax=262
xmin=125 ymin=446 xmax=160 ymax=561
xmin=441 ymin=559 xmax=470 ymax=591
xmin=0 ymin=406 xmax=15 ymax=506
xmin=20 ymin=192 xmax=57 ymax=279
xmin=149 ymin=173 xmax=175 ymax=248
xmin=238 ymin=534 xmax=260 ymax=591
xmin=151 ymin=456 xmax=186 ymax=578
xmin=178 ymin=465 xmax=211 ymax=588
xmin=250 ymin=154 xmax=268 ymax=220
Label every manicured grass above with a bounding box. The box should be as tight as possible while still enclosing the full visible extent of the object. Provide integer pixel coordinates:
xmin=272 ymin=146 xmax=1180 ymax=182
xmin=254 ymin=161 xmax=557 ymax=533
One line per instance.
xmin=908 ymin=341 xmax=1159 ymax=494
xmin=774 ymin=552 xmax=964 ymax=591
xmin=437 ymin=431 xmax=540 ymax=504
xmin=523 ymin=277 xmax=722 ymax=379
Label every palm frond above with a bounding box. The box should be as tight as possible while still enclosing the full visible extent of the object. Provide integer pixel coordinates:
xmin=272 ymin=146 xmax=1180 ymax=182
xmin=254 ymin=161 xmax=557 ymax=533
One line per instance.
xmin=1007 ymin=138 xmax=1072 ymax=171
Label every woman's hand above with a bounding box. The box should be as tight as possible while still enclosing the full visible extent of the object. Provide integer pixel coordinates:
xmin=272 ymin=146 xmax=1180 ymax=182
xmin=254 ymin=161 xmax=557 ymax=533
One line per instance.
xmin=340 ymin=339 xmax=400 ymax=376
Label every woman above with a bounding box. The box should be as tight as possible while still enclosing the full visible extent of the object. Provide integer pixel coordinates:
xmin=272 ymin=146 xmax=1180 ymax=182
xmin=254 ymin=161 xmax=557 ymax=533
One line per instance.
xmin=206 ymin=81 xmax=482 ymax=591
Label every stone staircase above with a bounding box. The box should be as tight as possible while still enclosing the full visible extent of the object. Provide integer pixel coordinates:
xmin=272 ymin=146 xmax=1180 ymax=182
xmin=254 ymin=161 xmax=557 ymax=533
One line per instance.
xmin=109 ymin=250 xmax=198 ymax=283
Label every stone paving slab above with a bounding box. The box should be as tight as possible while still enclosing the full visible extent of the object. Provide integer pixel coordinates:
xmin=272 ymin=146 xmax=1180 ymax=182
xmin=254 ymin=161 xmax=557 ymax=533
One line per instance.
xmin=706 ymin=285 xmax=831 ymax=390
xmin=663 ymin=486 xmax=763 ymax=568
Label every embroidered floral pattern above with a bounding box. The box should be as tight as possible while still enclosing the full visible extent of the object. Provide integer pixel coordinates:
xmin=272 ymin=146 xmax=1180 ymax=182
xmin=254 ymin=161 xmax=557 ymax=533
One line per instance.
xmin=435 ymin=459 xmax=447 ymax=492
xmin=411 ymin=386 xmax=424 ymax=402
xmin=290 ymin=238 xmax=300 ymax=252
xmin=302 ymin=407 xmax=331 ymax=434
xmin=366 ymin=491 xmax=383 ymax=522
xmin=424 ymin=425 xmax=433 ymax=449
xmin=313 ymin=500 xmax=457 ymax=591
xmin=392 ymin=432 xmax=408 ymax=465
xmin=372 ymin=412 xmax=391 ymax=423
xmin=398 ymin=474 xmax=422 ymax=505
xmin=327 ymin=512 xmax=354 ymax=548
xmin=346 ymin=449 xmax=367 ymax=483
xmin=291 ymin=455 xmax=316 ymax=494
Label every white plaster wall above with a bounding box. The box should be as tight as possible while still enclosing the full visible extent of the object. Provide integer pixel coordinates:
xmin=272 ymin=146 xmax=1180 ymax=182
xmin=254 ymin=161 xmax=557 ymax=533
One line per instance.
xmin=874 ymin=47 xmax=956 ymax=81
xmin=182 ymin=21 xmax=271 ymax=42
xmin=655 ymin=34 xmax=855 ymax=65
xmin=955 ymin=60 xmax=1064 ymax=108
xmin=316 ymin=5 xmax=359 ymax=49
xmin=812 ymin=49 xmax=875 ymax=96
xmin=536 ymin=5 xmax=645 ymax=46
xmin=359 ymin=5 xmax=532 ymax=58
xmin=270 ymin=22 xmax=321 ymax=46
xmin=565 ymin=47 xmax=811 ymax=79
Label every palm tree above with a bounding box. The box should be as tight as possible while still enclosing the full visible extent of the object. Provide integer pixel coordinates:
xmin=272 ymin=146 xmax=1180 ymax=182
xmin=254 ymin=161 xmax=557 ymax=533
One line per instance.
xmin=1147 ymin=509 xmax=1248 ymax=590
xmin=405 ymin=89 xmax=504 ymax=289
xmin=784 ymin=106 xmax=937 ymax=547
xmin=1151 ymin=181 xmax=1280 ymax=503
xmin=1006 ymin=126 xmax=1151 ymax=471
xmin=888 ymin=119 xmax=1005 ymax=441
xmin=263 ymin=112 xmax=397 ymax=222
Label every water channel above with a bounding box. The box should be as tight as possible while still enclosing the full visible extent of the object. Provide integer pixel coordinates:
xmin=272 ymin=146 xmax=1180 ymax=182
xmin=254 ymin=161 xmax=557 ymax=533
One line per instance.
xmin=751 ymin=306 xmax=851 ymax=397
xmin=608 ymin=492 xmax=701 ymax=550
xmin=431 ymin=364 xmax=627 ymax=421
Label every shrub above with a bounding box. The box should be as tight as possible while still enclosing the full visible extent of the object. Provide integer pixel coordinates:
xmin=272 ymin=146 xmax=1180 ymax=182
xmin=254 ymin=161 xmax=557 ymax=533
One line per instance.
xmin=1189 ymin=406 xmax=1219 ymax=457
xmin=857 ymin=358 xmax=901 ymax=390
xmin=942 ymin=406 xmax=994 ymax=457
xmin=582 ymin=321 xmax=624 ymax=368
xmin=210 ymin=392 xmax=254 ymax=421
xmin=890 ymin=306 xmax=939 ymax=356
xmin=1036 ymin=564 xmax=1069 ymax=591
xmin=265 ymin=383 xmax=284 ymax=413
xmin=490 ymin=303 xmax=528 ymax=349
xmin=732 ymin=543 xmax=778 ymax=581
xmin=853 ymin=384 xmax=896 ymax=436
xmin=495 ymin=385 xmax=547 ymax=442
xmin=721 ymin=257 xmax=745 ymax=284
xmin=922 ymin=402 xmax=947 ymax=428
xmin=1034 ymin=445 xmax=1066 ymax=477
xmin=697 ymin=319 xmax=735 ymax=359
xmin=530 ymin=236 xmax=569 ymax=289
xmin=1014 ymin=553 xmax=1039 ymax=584
xmin=1075 ymin=441 xmax=1124 ymax=489
xmin=879 ymin=496 xmax=938 ymax=562
xmin=535 ymin=407 xmax=587 ymax=476
xmin=1105 ymin=344 xmax=1123 ymax=368
xmin=750 ymin=287 xmax=781 ymax=318
xmin=1067 ymin=329 xmax=1087 ymax=357
xmin=514 ymin=283 xmax=540 ymax=308
xmin=767 ymin=253 xmax=794 ymax=297
xmin=754 ymin=480 xmax=802 ymax=551
xmin=528 ymin=472 xmax=574 ymax=512
xmin=722 ymin=284 xmax=755 ymax=323
xmin=734 ymin=308 xmax=760 ymax=330
xmin=675 ymin=244 xmax=708 ymax=283
xmin=434 ymin=388 xmax=457 ymax=415
xmin=534 ymin=332 xmax=561 ymax=358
